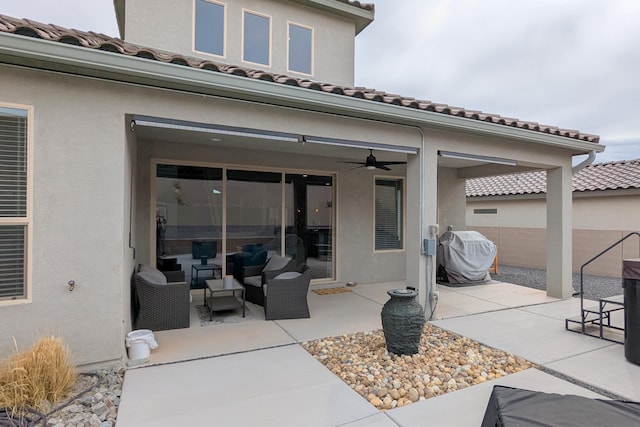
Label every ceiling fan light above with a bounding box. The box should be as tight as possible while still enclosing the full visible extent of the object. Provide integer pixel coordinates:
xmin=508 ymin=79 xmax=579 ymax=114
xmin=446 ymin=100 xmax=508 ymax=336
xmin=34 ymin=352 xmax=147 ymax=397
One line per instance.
xmin=366 ymin=165 xmax=376 ymax=170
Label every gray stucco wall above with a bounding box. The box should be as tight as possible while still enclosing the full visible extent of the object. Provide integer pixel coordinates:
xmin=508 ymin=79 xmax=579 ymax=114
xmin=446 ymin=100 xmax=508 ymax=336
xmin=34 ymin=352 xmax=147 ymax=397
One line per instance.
xmin=123 ymin=0 xmax=356 ymax=86
xmin=0 ymin=64 xmax=417 ymax=366
xmin=0 ymin=48 xmax=583 ymax=366
xmin=437 ymin=167 xmax=466 ymax=233
xmin=0 ymin=67 xmax=130 ymax=368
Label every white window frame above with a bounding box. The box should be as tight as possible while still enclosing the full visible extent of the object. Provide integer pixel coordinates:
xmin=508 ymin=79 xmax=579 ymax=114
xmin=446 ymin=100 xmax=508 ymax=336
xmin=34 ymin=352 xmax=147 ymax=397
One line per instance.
xmin=193 ymin=0 xmax=226 ymax=58
xmin=287 ymin=21 xmax=314 ymax=76
xmin=373 ymin=176 xmax=405 ymax=252
xmin=242 ymin=9 xmax=272 ymax=67
xmin=0 ymin=102 xmax=33 ymax=305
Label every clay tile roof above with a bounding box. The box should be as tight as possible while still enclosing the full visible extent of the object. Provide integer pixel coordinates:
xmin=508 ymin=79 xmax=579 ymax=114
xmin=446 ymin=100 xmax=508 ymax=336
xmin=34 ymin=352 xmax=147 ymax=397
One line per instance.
xmin=466 ymin=159 xmax=640 ymax=197
xmin=0 ymin=14 xmax=599 ymax=144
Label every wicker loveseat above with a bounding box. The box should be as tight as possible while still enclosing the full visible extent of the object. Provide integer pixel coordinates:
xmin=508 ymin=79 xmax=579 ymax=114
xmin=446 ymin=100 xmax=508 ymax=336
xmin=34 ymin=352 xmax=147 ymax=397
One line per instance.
xmin=132 ymin=265 xmax=190 ymax=331
xmin=264 ymin=264 xmax=312 ymax=320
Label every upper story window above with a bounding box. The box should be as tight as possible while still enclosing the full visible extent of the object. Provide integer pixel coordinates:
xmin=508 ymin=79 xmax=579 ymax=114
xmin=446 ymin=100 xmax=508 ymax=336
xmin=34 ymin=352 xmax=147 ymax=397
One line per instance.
xmin=243 ymin=10 xmax=270 ymax=66
xmin=0 ymin=104 xmax=31 ymax=302
xmin=194 ymin=0 xmax=225 ymax=57
xmin=288 ymin=23 xmax=313 ymax=75
xmin=374 ymin=177 xmax=404 ymax=251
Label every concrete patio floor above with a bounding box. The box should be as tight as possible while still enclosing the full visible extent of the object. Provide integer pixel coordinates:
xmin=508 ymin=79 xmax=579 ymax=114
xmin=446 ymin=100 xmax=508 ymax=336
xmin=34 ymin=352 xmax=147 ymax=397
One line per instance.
xmin=116 ymin=281 xmax=640 ymax=426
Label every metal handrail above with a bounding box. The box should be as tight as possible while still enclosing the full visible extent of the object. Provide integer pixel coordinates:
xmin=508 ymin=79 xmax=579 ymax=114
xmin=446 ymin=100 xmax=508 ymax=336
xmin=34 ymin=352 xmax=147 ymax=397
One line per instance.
xmin=578 ymin=232 xmax=640 ymax=334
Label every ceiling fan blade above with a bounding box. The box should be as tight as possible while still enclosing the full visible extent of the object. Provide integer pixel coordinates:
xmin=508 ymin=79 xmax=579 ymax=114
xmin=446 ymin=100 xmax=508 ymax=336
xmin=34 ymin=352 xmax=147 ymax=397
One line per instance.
xmin=377 ymin=161 xmax=407 ymax=166
xmin=339 ymin=149 xmax=405 ymax=172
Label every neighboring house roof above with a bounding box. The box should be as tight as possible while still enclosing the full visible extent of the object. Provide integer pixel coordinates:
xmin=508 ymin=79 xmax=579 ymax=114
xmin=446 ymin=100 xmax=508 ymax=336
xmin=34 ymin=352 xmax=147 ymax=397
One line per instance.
xmin=466 ymin=159 xmax=640 ymax=197
xmin=0 ymin=14 xmax=599 ymax=144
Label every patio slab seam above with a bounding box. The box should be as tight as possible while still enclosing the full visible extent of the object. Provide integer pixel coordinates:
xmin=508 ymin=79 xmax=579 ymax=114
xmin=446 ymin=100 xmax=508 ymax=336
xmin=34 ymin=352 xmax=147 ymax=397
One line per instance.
xmin=273 ymin=319 xmax=311 ymax=343
xmin=336 ymin=412 xmax=398 ymax=427
xmin=431 ymin=301 xmax=530 ymax=321
xmin=540 ymin=342 xmax=620 ymax=366
xmin=535 ymin=365 xmax=632 ymax=401
xmin=128 ymin=342 xmax=298 ymax=370
xmin=420 ymin=326 xmax=624 ymax=402
xmin=434 ymin=297 xmax=587 ymax=322
xmin=349 ymin=289 xmax=389 ymax=306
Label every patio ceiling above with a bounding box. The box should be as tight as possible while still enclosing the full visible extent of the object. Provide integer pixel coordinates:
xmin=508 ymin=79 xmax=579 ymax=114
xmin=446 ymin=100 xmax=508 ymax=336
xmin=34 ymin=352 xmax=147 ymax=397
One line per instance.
xmin=130 ymin=116 xmax=536 ymax=173
xmin=132 ymin=122 xmax=528 ymax=172
xmin=130 ymin=116 xmax=414 ymax=164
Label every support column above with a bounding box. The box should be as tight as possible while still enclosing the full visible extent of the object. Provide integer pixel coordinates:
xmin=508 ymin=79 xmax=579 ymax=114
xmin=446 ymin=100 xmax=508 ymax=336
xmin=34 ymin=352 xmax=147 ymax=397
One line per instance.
xmin=546 ymin=165 xmax=573 ymax=298
xmin=406 ymin=145 xmax=438 ymax=316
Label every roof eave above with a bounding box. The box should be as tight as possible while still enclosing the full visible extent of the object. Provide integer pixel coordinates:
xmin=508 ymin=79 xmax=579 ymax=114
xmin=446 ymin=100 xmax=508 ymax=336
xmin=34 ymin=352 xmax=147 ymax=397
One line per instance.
xmin=467 ymin=193 xmax=547 ymax=201
xmin=0 ymin=32 xmax=603 ymax=155
xmin=291 ymin=0 xmax=375 ymax=34
xmin=468 ymin=187 xmax=640 ymax=199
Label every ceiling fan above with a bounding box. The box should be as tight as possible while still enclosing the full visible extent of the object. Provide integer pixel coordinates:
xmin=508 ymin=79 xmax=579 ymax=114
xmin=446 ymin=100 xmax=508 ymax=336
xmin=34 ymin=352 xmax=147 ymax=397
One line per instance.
xmin=342 ymin=149 xmax=407 ymax=171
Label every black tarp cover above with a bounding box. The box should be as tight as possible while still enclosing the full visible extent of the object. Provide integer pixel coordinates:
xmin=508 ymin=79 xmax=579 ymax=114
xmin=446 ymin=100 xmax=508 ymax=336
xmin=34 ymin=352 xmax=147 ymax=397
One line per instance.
xmin=482 ymin=385 xmax=640 ymax=427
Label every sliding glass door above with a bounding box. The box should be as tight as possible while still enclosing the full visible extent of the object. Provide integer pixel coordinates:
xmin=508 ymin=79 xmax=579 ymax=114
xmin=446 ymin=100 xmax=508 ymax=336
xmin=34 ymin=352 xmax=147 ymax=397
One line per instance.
xmin=226 ymin=170 xmax=282 ymax=274
xmin=285 ymin=174 xmax=333 ymax=279
xmin=155 ymin=164 xmax=334 ymax=281
xmin=156 ymin=165 xmax=223 ymax=284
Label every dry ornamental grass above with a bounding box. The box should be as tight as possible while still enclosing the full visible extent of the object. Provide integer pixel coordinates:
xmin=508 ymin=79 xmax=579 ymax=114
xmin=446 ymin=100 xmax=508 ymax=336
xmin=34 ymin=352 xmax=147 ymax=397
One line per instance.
xmin=0 ymin=336 xmax=78 ymax=416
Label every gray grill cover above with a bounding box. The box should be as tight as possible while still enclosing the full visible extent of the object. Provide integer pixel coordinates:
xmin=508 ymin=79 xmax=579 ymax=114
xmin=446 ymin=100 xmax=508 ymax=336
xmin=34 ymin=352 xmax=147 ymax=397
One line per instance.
xmin=439 ymin=231 xmax=496 ymax=283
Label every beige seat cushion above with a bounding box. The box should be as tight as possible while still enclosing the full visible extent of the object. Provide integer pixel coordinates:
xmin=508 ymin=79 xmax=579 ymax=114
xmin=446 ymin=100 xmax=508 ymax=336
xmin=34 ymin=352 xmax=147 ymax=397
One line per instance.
xmin=244 ymin=276 xmax=262 ymax=288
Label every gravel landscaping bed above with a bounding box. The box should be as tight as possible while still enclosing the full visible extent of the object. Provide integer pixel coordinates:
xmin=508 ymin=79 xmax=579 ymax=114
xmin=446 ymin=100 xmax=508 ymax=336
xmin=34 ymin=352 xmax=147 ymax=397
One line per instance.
xmin=302 ymin=324 xmax=534 ymax=410
xmin=1 ymin=368 xmax=124 ymax=427
xmin=493 ymin=265 xmax=622 ymax=301
xmin=43 ymin=368 xmax=123 ymax=427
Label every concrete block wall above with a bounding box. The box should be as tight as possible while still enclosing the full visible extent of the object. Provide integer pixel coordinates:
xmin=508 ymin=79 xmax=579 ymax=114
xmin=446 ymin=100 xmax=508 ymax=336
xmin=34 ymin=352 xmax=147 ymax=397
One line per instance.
xmin=470 ymin=226 xmax=639 ymax=278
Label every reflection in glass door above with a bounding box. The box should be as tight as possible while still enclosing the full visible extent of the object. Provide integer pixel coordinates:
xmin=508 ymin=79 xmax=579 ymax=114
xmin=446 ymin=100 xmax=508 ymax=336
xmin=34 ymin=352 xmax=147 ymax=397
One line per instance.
xmin=155 ymin=165 xmax=335 ymax=282
xmin=225 ymin=170 xmax=282 ymax=278
xmin=155 ymin=165 xmax=223 ymax=285
xmin=285 ymin=174 xmax=333 ymax=279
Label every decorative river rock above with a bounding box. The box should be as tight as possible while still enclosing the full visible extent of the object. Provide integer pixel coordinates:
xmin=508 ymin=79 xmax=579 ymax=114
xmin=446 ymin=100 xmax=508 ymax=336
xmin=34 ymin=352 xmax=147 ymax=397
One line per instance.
xmin=381 ymin=289 xmax=425 ymax=355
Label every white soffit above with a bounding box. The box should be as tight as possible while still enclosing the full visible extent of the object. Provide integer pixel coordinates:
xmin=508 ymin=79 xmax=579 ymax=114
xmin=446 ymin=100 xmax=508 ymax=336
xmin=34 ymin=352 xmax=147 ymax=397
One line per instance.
xmin=131 ymin=115 xmax=419 ymax=155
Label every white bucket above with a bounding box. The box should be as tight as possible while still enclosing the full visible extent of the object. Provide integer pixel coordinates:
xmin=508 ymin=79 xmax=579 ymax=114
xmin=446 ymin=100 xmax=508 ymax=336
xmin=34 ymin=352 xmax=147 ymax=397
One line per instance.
xmin=125 ymin=329 xmax=158 ymax=366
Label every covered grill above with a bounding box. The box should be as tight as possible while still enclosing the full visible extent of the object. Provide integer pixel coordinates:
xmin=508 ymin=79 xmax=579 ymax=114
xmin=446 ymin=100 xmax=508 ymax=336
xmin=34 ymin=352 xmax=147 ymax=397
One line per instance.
xmin=438 ymin=231 xmax=497 ymax=284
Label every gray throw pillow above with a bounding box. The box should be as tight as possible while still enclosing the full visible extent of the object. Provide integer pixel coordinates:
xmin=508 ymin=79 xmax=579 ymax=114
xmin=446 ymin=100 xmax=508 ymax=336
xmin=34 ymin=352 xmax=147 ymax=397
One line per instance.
xmin=263 ymin=255 xmax=291 ymax=272
xmin=244 ymin=276 xmax=262 ymax=287
xmin=137 ymin=266 xmax=168 ymax=285
xmin=274 ymin=272 xmax=301 ymax=280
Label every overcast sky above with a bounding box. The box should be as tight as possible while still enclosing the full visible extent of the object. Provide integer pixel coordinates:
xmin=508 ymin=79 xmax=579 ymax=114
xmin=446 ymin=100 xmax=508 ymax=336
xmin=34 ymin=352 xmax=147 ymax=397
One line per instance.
xmin=1 ymin=0 xmax=638 ymax=163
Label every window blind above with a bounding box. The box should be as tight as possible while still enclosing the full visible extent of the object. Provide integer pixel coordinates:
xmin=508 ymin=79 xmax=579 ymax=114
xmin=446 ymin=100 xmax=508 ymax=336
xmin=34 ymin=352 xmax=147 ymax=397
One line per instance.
xmin=375 ymin=178 xmax=403 ymax=250
xmin=0 ymin=106 xmax=28 ymax=299
xmin=0 ymin=226 xmax=25 ymax=299
xmin=0 ymin=108 xmax=27 ymax=217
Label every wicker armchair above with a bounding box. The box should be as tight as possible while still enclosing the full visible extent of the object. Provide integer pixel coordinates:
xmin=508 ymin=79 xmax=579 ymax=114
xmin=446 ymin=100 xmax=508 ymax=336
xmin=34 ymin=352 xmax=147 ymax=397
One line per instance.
xmin=133 ymin=266 xmax=190 ymax=331
xmin=243 ymin=256 xmax=296 ymax=306
xmin=264 ymin=264 xmax=312 ymax=320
